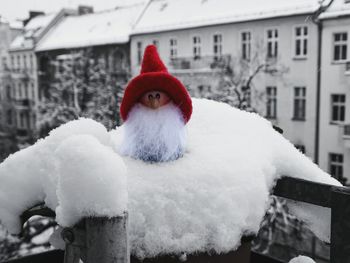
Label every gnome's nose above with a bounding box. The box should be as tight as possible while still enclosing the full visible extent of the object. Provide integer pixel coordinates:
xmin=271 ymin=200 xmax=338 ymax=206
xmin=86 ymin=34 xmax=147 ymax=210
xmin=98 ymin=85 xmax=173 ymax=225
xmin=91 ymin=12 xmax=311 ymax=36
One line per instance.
xmin=140 ymin=90 xmax=171 ymax=109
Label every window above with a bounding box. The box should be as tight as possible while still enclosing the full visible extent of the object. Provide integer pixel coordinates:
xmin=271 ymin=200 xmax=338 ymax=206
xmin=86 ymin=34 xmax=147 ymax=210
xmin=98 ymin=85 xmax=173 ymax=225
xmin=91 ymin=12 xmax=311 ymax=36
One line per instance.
xmin=241 ymin=31 xmax=251 ymax=61
xmin=11 ymin=55 xmax=14 ymax=70
xmin=152 ymin=40 xmax=159 ymax=49
xmin=6 ymin=110 xmax=12 ymax=125
xmin=6 ymin=85 xmax=11 ymax=100
xmin=23 ymin=54 xmax=27 ymax=69
xmin=17 ymin=55 xmax=20 ymax=70
xmin=31 ymin=83 xmax=35 ymax=100
xmin=242 ymin=86 xmax=251 ymax=108
xmin=333 ymin=33 xmax=347 ymax=61
xmin=193 ymin=36 xmax=201 ymax=59
xmin=213 ymin=34 xmax=222 ymax=60
xmin=293 ymin=87 xmax=306 ymax=120
xmin=331 ymin=94 xmax=346 ymax=123
xmin=18 ymin=83 xmax=22 ymax=99
xmin=137 ymin=42 xmax=143 ymax=65
xmin=266 ymin=86 xmax=277 ymax=118
xmin=18 ymin=111 xmax=29 ymax=129
xmin=329 ymin=153 xmax=344 ymax=181
xmin=267 ymin=29 xmax=278 ymax=58
xmin=295 ymin=144 xmax=306 ymax=154
xmin=169 ymin=38 xmax=177 ymax=60
xmin=24 ymin=83 xmax=28 ymax=99
xmin=30 ymin=54 xmax=33 ymax=70
xmin=294 ymin=26 xmax=308 ymax=58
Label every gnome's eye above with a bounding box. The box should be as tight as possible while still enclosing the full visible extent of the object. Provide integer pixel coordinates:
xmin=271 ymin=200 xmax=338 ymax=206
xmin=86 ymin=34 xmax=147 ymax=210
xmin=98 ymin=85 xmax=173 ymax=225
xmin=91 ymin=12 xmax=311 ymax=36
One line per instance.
xmin=155 ymin=93 xmax=160 ymax=100
xmin=148 ymin=94 xmax=153 ymax=100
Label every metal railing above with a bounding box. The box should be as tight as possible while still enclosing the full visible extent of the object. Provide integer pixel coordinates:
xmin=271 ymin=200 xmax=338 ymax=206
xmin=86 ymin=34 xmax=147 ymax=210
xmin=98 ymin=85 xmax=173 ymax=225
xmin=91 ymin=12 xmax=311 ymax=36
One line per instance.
xmin=169 ymin=55 xmax=231 ymax=71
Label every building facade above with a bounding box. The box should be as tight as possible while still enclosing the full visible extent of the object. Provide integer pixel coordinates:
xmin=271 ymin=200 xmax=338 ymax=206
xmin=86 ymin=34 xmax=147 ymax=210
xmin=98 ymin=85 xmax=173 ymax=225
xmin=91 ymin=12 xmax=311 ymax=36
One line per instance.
xmin=7 ymin=9 xmax=76 ymax=144
xmin=319 ymin=0 xmax=350 ymax=184
xmin=0 ymin=19 xmax=23 ymax=159
xmin=35 ymin=2 xmax=146 ymax=132
xmin=131 ymin=0 xmax=323 ymax=161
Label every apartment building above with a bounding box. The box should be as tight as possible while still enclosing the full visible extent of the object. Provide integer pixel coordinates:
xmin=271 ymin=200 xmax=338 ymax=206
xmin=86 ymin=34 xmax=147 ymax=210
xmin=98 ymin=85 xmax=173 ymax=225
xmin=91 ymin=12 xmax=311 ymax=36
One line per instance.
xmin=7 ymin=9 xmax=76 ymax=143
xmin=0 ymin=18 xmax=22 ymax=159
xmin=318 ymin=0 xmax=350 ymax=183
xmin=131 ymin=0 xmax=323 ymax=160
xmin=35 ymin=2 xmax=146 ymax=128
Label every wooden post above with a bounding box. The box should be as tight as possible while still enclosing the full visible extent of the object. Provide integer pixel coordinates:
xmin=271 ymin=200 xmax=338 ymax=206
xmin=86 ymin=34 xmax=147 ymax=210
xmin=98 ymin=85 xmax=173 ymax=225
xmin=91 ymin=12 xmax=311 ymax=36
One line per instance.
xmin=331 ymin=187 xmax=350 ymax=263
xmin=85 ymin=213 xmax=129 ymax=263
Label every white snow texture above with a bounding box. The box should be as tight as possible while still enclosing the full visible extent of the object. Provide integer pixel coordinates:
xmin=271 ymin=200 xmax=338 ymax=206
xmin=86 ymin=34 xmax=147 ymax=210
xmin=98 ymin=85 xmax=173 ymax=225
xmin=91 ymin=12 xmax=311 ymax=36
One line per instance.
xmin=0 ymin=99 xmax=341 ymax=258
xmin=289 ymin=255 xmax=316 ymax=263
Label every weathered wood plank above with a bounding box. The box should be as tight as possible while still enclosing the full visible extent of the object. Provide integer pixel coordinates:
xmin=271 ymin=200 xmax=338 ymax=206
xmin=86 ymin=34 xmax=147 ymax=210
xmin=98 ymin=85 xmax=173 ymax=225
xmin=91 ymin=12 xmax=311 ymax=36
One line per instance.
xmin=273 ymin=177 xmax=342 ymax=208
xmin=331 ymin=187 xmax=350 ymax=263
xmin=85 ymin=214 xmax=129 ymax=263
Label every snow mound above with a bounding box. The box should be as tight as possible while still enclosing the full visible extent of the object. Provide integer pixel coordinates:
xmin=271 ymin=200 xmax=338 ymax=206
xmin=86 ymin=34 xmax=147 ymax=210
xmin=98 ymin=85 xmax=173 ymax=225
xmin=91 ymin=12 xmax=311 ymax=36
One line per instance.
xmin=0 ymin=118 xmax=127 ymax=233
xmin=289 ymin=255 xmax=316 ymax=263
xmin=110 ymin=99 xmax=340 ymax=258
xmin=55 ymin=135 xmax=127 ymax=226
xmin=0 ymin=99 xmax=341 ymax=258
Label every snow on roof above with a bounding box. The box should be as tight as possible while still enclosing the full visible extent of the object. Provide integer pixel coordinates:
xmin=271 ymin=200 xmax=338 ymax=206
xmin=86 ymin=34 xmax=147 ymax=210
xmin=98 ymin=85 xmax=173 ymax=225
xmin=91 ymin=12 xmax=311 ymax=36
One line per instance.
xmin=319 ymin=0 xmax=350 ymax=19
xmin=9 ymin=13 xmax=56 ymax=51
xmin=133 ymin=0 xmax=321 ymax=34
xmin=36 ymin=3 xmax=146 ymax=52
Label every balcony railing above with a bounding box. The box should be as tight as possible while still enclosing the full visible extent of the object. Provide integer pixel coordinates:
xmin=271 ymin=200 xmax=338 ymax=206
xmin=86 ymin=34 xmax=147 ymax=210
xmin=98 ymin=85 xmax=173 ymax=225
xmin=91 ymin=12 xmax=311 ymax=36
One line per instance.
xmin=14 ymin=99 xmax=34 ymax=108
xmin=169 ymin=55 xmax=231 ymax=71
xmin=3 ymin=176 xmax=350 ymax=263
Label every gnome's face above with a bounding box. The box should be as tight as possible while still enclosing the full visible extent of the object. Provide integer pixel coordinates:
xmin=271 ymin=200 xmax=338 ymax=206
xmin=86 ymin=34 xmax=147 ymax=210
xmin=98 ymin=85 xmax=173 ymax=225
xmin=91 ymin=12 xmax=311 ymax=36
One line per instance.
xmin=139 ymin=90 xmax=170 ymax=109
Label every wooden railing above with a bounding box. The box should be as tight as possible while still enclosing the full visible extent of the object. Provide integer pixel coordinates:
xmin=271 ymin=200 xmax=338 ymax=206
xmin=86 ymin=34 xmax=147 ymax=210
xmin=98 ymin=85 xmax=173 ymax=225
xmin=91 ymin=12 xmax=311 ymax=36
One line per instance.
xmin=2 ymin=177 xmax=350 ymax=263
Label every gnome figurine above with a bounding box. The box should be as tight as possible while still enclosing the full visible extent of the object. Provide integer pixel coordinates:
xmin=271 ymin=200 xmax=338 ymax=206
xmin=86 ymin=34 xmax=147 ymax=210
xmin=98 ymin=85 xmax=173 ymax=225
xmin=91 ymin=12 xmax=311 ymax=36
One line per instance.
xmin=119 ymin=45 xmax=192 ymax=163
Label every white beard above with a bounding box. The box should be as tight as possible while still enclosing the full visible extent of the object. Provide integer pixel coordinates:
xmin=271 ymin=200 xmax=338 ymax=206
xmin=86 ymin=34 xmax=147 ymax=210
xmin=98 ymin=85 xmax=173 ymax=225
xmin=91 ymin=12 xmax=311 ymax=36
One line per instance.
xmin=119 ymin=102 xmax=187 ymax=163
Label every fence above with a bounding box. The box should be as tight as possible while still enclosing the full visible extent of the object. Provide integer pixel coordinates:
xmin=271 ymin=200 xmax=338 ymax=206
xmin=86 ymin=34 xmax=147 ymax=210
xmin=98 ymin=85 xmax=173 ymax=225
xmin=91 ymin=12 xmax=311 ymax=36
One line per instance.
xmin=3 ymin=176 xmax=350 ymax=263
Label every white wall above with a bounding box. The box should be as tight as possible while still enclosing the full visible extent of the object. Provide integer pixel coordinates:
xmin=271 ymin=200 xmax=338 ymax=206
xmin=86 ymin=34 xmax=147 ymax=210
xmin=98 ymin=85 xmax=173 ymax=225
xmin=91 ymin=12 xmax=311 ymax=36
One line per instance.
xmin=320 ymin=17 xmax=350 ymax=182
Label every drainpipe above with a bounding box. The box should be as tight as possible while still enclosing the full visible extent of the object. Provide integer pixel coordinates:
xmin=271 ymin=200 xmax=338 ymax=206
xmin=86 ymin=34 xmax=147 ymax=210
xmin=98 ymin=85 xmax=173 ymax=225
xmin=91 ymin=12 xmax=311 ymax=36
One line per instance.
xmin=312 ymin=0 xmax=334 ymax=165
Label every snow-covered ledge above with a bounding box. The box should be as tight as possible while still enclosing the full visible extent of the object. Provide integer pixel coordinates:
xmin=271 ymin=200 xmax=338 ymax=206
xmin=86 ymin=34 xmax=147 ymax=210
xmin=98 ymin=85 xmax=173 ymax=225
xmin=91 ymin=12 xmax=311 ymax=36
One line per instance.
xmin=0 ymin=99 xmax=343 ymax=262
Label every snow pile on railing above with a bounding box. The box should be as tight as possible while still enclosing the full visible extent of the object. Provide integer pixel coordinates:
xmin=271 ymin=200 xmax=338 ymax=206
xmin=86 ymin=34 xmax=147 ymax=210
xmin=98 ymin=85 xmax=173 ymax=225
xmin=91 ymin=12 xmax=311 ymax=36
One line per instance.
xmin=0 ymin=119 xmax=127 ymax=233
xmin=0 ymin=98 xmax=341 ymax=258
xmin=289 ymin=255 xmax=316 ymax=263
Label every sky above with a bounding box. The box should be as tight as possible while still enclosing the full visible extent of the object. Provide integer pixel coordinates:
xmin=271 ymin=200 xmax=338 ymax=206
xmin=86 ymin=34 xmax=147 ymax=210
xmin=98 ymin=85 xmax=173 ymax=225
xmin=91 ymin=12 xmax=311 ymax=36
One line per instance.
xmin=0 ymin=0 xmax=134 ymax=22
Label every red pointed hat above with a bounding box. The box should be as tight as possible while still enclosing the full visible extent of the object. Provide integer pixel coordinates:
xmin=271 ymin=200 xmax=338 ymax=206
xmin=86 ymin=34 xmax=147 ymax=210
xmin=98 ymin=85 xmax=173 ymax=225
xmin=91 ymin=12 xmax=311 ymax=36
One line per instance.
xmin=120 ymin=45 xmax=192 ymax=123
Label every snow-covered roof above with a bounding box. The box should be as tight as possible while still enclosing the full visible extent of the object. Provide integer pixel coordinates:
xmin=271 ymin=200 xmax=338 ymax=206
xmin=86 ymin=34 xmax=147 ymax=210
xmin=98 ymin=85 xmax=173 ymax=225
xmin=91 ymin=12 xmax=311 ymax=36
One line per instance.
xmin=319 ymin=0 xmax=350 ymax=20
xmin=36 ymin=3 xmax=146 ymax=52
xmin=133 ymin=0 xmax=322 ymax=34
xmin=9 ymin=13 xmax=56 ymax=51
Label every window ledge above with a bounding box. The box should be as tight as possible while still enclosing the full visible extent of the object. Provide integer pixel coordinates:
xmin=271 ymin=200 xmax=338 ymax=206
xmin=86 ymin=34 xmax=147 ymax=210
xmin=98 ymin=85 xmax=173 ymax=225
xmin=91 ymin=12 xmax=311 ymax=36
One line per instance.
xmin=266 ymin=116 xmax=277 ymax=120
xmin=292 ymin=57 xmax=307 ymax=61
xmin=329 ymin=121 xmax=345 ymax=125
xmin=292 ymin=117 xmax=306 ymax=121
xmin=331 ymin=60 xmax=347 ymax=65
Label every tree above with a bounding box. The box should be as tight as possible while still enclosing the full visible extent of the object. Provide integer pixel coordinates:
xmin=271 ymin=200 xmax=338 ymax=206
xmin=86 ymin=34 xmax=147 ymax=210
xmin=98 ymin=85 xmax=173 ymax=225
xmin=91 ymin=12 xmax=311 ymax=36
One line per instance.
xmin=202 ymin=39 xmax=288 ymax=113
xmin=38 ymin=48 xmax=126 ymax=137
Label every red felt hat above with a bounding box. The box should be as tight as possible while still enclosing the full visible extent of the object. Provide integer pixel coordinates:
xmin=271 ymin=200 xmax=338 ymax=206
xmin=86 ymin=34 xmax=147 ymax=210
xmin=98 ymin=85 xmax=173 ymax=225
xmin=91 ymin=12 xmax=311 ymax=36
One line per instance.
xmin=120 ymin=45 xmax=192 ymax=123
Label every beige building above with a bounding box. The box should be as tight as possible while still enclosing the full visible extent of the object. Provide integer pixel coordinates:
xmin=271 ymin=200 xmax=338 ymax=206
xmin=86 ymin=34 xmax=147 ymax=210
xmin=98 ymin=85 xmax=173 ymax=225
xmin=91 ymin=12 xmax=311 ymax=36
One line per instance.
xmin=318 ymin=0 xmax=350 ymax=184
xmin=8 ymin=9 xmax=75 ymax=143
xmin=131 ymin=0 xmax=324 ymax=160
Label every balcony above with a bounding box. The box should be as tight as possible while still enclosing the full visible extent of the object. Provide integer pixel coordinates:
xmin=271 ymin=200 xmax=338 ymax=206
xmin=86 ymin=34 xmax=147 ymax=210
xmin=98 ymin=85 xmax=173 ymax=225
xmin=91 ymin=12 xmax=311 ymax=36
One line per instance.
xmin=14 ymin=99 xmax=34 ymax=108
xmin=169 ymin=55 xmax=231 ymax=73
xmin=343 ymin=124 xmax=350 ymax=148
